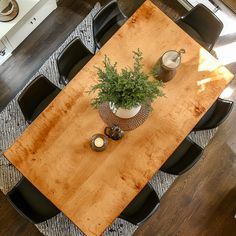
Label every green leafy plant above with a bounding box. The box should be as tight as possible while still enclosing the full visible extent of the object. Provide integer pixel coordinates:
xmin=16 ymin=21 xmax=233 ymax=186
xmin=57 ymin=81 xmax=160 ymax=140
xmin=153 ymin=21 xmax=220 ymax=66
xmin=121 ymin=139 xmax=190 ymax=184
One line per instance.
xmin=89 ymin=49 xmax=164 ymax=109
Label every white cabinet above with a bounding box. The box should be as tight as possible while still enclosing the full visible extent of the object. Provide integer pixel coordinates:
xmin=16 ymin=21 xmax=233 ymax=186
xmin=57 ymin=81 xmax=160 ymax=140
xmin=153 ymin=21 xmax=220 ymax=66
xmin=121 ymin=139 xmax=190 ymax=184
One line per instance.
xmin=0 ymin=40 xmax=5 ymax=55
xmin=0 ymin=0 xmax=57 ymax=65
xmin=0 ymin=38 xmax=11 ymax=64
xmin=6 ymin=0 xmax=57 ymax=50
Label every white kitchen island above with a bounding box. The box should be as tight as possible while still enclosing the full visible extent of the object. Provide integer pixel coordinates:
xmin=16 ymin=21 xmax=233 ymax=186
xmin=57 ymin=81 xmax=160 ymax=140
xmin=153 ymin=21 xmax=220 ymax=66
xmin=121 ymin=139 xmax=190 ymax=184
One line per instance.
xmin=0 ymin=0 xmax=57 ymax=65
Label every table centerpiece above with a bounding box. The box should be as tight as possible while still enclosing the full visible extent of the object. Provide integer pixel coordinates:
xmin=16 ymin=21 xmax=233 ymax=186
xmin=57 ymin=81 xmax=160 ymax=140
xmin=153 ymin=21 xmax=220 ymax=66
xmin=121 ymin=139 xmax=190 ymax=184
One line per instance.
xmin=89 ymin=49 xmax=165 ymax=120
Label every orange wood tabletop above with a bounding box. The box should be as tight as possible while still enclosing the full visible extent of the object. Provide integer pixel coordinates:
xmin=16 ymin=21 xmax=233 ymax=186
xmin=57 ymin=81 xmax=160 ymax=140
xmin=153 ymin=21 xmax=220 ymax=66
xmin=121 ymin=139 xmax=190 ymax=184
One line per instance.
xmin=4 ymin=1 xmax=234 ymax=235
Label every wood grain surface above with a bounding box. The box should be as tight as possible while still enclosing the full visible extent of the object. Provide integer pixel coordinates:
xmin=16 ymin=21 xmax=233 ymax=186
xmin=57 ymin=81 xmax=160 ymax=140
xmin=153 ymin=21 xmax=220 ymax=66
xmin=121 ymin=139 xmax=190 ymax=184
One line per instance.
xmin=3 ymin=1 xmax=234 ymax=235
xmin=221 ymin=0 xmax=236 ymax=13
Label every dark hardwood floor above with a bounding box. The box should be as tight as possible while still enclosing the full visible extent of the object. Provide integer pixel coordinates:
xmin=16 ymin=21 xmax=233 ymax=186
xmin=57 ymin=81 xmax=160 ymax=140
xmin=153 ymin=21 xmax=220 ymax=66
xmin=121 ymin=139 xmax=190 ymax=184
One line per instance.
xmin=0 ymin=0 xmax=236 ymax=235
xmin=0 ymin=191 xmax=42 ymax=236
xmin=0 ymin=0 xmax=100 ymax=112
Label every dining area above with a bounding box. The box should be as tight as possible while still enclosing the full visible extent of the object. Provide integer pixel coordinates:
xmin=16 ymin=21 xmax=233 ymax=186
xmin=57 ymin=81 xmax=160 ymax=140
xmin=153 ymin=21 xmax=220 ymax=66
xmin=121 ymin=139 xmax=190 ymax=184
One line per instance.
xmin=0 ymin=0 xmax=235 ymax=235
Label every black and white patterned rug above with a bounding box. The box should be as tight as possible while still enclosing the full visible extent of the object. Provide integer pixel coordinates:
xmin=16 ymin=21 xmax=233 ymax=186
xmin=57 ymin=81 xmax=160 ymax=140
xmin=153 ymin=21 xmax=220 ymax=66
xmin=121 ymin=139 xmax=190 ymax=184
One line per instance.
xmin=0 ymin=3 xmax=217 ymax=235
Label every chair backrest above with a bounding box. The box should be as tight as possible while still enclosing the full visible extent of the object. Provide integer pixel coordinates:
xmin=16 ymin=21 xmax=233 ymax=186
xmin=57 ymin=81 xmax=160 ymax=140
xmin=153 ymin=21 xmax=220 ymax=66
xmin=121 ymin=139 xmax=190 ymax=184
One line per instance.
xmin=18 ymin=75 xmax=59 ymax=123
xmin=181 ymin=4 xmax=223 ymax=50
xmin=160 ymin=137 xmax=203 ymax=175
xmin=56 ymin=37 xmax=92 ymax=84
xmin=193 ymin=98 xmax=234 ymax=131
xmin=93 ymin=0 xmax=125 ymax=47
xmin=7 ymin=177 xmax=60 ymax=224
xmin=119 ymin=183 xmax=160 ymax=225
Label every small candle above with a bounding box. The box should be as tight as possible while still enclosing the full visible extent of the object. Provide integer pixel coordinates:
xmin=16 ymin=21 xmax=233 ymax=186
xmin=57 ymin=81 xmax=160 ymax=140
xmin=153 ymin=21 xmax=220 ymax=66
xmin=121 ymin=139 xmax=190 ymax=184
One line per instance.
xmin=94 ymin=137 xmax=104 ymax=148
xmin=90 ymin=134 xmax=108 ymax=152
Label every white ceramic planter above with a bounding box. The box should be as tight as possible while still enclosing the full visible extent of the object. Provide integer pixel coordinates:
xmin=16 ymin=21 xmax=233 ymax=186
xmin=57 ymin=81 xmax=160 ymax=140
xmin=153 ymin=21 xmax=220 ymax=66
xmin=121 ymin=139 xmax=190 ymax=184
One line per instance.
xmin=109 ymin=103 xmax=141 ymax=119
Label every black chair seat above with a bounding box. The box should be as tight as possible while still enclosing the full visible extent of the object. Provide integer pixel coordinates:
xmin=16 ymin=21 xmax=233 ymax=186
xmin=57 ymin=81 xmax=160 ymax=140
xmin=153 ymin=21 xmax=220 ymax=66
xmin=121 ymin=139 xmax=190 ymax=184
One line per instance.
xmin=119 ymin=183 xmax=160 ymax=225
xmin=176 ymin=20 xmax=212 ymax=51
xmin=193 ymin=98 xmax=234 ymax=131
xmin=30 ymin=88 xmax=60 ymax=122
xmin=160 ymin=137 xmax=203 ymax=175
xmin=176 ymin=4 xmax=223 ymax=51
xmin=18 ymin=75 xmax=61 ymax=124
xmin=66 ymin=54 xmax=95 ymax=84
xmin=93 ymin=0 xmax=127 ymax=50
xmin=7 ymin=177 xmax=60 ymax=224
xmin=57 ymin=37 xmax=93 ymax=86
xmin=95 ymin=17 xmax=127 ymax=49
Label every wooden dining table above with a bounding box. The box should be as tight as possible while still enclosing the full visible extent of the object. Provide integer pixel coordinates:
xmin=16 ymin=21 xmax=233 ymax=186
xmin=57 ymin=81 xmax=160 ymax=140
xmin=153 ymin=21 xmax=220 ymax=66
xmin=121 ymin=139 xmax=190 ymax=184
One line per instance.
xmin=3 ymin=0 xmax=234 ymax=235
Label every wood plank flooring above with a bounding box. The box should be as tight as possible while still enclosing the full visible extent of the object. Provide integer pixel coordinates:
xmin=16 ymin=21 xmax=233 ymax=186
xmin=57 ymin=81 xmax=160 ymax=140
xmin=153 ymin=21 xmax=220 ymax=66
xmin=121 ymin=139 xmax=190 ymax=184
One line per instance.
xmin=0 ymin=0 xmax=236 ymax=235
xmin=0 ymin=191 xmax=42 ymax=236
xmin=0 ymin=0 xmax=99 ymax=112
xmin=221 ymin=0 xmax=236 ymax=13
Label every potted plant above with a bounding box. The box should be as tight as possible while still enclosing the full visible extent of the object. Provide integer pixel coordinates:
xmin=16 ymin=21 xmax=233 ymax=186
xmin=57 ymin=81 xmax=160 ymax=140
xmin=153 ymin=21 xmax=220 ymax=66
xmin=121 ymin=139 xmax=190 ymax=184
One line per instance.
xmin=89 ymin=49 xmax=164 ymax=119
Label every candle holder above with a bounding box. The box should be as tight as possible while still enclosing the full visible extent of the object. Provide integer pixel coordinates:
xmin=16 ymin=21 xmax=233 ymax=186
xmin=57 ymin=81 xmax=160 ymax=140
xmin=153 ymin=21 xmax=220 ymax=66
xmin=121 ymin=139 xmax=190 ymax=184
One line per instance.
xmin=104 ymin=125 xmax=124 ymax=140
xmin=90 ymin=134 xmax=108 ymax=152
xmin=152 ymin=49 xmax=185 ymax=82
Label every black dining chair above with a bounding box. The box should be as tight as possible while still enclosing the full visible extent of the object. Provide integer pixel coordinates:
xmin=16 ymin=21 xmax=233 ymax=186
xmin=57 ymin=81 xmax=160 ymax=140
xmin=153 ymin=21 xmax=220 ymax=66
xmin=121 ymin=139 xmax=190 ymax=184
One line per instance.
xmin=160 ymin=137 xmax=203 ymax=175
xmin=18 ymin=75 xmax=61 ymax=124
xmin=56 ymin=37 xmax=93 ymax=85
xmin=93 ymin=0 xmax=127 ymax=49
xmin=119 ymin=183 xmax=160 ymax=225
xmin=6 ymin=177 xmax=60 ymax=224
xmin=193 ymin=98 xmax=234 ymax=132
xmin=176 ymin=4 xmax=223 ymax=51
